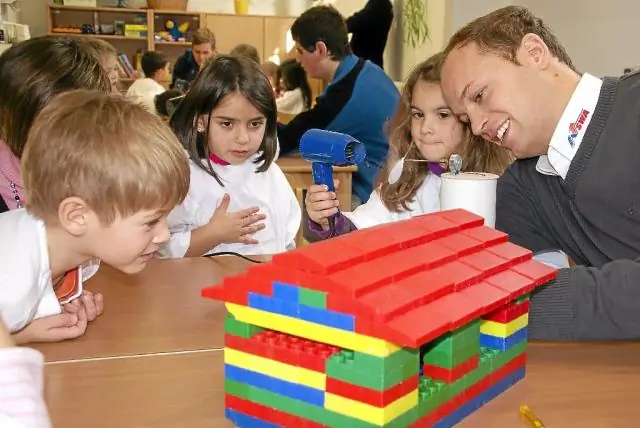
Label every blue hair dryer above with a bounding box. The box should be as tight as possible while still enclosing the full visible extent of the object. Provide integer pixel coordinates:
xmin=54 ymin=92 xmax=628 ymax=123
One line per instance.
xmin=299 ymin=129 xmax=366 ymax=236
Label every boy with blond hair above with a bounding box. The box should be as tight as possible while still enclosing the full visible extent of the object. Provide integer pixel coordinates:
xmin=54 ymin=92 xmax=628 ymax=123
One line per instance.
xmin=0 ymin=89 xmax=190 ymax=344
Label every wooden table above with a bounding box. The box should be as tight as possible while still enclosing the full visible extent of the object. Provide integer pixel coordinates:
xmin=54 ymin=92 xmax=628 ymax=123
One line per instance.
xmin=32 ymin=257 xmax=254 ymax=362
xmin=38 ymin=258 xmax=640 ymax=427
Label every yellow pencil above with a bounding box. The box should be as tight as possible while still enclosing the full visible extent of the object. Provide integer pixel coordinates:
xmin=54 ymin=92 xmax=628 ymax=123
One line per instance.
xmin=520 ymin=405 xmax=545 ymax=428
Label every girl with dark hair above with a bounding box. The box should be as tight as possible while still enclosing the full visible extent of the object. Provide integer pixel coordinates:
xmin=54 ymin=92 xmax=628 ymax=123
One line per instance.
xmin=160 ymin=55 xmax=300 ymax=258
xmin=276 ymin=59 xmax=312 ymax=114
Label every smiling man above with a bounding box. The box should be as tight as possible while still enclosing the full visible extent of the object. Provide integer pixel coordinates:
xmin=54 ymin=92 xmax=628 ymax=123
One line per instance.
xmin=441 ymin=6 xmax=640 ymax=341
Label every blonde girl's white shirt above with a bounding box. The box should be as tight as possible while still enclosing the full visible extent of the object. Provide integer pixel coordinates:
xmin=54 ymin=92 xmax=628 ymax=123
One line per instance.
xmin=276 ymin=88 xmax=306 ymax=115
xmin=0 ymin=209 xmax=100 ymax=333
xmin=159 ymin=155 xmax=301 ymax=258
xmin=343 ymin=173 xmax=442 ymax=229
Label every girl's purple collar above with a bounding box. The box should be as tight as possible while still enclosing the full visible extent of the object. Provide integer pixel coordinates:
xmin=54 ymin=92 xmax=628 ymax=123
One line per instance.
xmin=209 ymin=153 xmax=230 ymax=166
xmin=428 ymin=162 xmax=447 ymax=176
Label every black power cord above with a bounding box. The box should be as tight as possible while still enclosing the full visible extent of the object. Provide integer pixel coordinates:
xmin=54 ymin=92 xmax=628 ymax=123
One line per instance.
xmin=203 ymin=251 xmax=263 ymax=264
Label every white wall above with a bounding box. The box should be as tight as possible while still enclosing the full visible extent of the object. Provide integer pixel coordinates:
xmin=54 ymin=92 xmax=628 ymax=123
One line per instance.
xmin=517 ymin=0 xmax=638 ymax=76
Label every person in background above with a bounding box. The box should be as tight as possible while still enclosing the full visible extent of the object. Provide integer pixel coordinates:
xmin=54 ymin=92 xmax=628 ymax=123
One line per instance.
xmin=230 ymin=43 xmax=261 ymax=64
xmin=160 ymin=55 xmax=300 ymax=258
xmin=306 ymin=52 xmax=511 ymax=237
xmin=261 ymin=61 xmax=279 ymax=95
xmin=275 ymin=58 xmax=312 ymax=115
xmin=0 ymin=89 xmax=190 ymax=344
xmin=346 ymin=0 xmax=393 ymax=69
xmin=126 ymin=51 xmax=171 ymax=114
xmin=441 ymin=5 xmax=640 ymax=341
xmin=84 ymin=37 xmax=120 ymax=93
xmin=278 ymin=5 xmax=399 ymax=207
xmin=0 ymin=318 xmax=52 ymax=427
xmin=171 ymin=28 xmax=216 ymax=91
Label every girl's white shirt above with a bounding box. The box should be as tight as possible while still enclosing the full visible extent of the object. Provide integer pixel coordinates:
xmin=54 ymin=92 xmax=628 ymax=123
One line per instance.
xmin=343 ymin=173 xmax=442 ymax=229
xmin=159 ymin=155 xmax=301 ymax=258
xmin=276 ymin=88 xmax=306 ymax=115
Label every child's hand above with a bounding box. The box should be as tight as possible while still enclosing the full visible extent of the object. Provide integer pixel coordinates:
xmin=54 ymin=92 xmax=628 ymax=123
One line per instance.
xmin=12 ymin=308 xmax=88 ymax=344
xmin=207 ymin=194 xmax=266 ymax=245
xmin=306 ymin=179 xmax=340 ymax=227
xmin=63 ymin=290 xmax=104 ymax=322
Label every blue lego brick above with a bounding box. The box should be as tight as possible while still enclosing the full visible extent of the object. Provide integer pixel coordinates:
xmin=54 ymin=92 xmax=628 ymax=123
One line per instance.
xmin=298 ymin=304 xmax=355 ymax=331
xmin=272 ymin=281 xmax=300 ymax=302
xmin=224 ymin=364 xmax=325 ymax=407
xmin=432 ymin=366 xmax=525 ymax=427
xmin=248 ymin=292 xmax=298 ymax=318
xmin=247 ymin=292 xmax=355 ymax=332
xmin=480 ymin=327 xmax=528 ymax=351
xmin=225 ymin=408 xmax=280 ymax=428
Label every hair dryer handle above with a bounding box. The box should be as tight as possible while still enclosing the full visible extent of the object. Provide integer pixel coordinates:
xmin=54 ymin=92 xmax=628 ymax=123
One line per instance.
xmin=311 ymin=162 xmax=335 ymax=192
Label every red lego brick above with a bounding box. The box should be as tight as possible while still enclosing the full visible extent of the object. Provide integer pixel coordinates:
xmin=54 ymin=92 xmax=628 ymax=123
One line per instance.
xmin=358 ymin=270 xmax=455 ymax=322
xmin=461 ymin=226 xmax=509 ymax=247
xmin=201 ymin=273 xmax=273 ymax=306
xmin=429 ymin=260 xmax=484 ymax=291
xmin=486 ymin=241 xmax=533 ymax=264
xmin=337 ymin=227 xmax=405 ymax=260
xmin=510 ymin=259 xmax=557 ymax=286
xmin=457 ymin=281 xmax=512 ymax=315
xmin=459 ymin=251 xmax=514 ymax=277
xmin=329 ymin=241 xmax=455 ymax=298
xmin=423 ymin=355 xmax=478 ymax=383
xmin=271 ymin=238 xmax=366 ymax=274
xmin=436 ymin=209 xmax=485 ymax=229
xmin=485 ymin=270 xmax=537 ymax=299
xmin=225 ymin=331 xmax=339 ymax=373
xmin=432 ymin=233 xmax=485 ymax=257
xmin=226 ymin=394 xmax=328 ymax=428
xmin=412 ymin=214 xmax=460 ymax=237
xmin=384 ymin=301 xmax=452 ymax=347
xmin=427 ymin=292 xmax=485 ymax=331
xmin=326 ymin=375 xmax=419 ymax=407
xmin=378 ymin=217 xmax=445 ymax=249
xmin=484 ymin=299 xmax=531 ymax=323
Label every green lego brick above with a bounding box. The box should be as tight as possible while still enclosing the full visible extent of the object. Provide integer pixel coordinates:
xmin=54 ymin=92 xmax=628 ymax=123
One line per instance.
xmin=515 ymin=294 xmax=531 ymax=304
xmin=421 ymin=320 xmax=480 ymax=368
xmin=226 ymin=379 xmax=379 ymax=427
xmin=299 ymin=287 xmax=327 ymax=309
xmin=224 ymin=313 xmax=263 ymax=339
xmin=326 ymin=347 xmax=419 ymax=391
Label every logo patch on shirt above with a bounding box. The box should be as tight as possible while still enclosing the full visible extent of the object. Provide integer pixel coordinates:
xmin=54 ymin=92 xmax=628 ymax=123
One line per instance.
xmin=568 ymin=109 xmax=590 ymax=147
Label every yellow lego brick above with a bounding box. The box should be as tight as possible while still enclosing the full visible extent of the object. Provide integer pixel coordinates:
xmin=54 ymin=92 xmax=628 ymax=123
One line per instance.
xmin=480 ymin=313 xmax=529 ymax=338
xmin=324 ymin=389 xmax=418 ymax=426
xmin=226 ymin=303 xmax=399 ymax=357
xmin=224 ymin=347 xmax=326 ymax=390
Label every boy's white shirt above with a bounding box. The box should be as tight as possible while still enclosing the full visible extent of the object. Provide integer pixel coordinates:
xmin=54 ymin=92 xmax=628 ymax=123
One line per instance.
xmin=125 ymin=78 xmax=166 ymax=114
xmin=159 ymin=155 xmax=301 ymax=258
xmin=343 ymin=173 xmax=442 ymax=229
xmin=0 ymin=209 xmax=100 ymax=333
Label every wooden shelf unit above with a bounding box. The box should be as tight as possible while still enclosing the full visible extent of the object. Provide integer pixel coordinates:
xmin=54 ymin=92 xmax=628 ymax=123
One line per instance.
xmin=46 ymin=4 xmax=205 ymax=67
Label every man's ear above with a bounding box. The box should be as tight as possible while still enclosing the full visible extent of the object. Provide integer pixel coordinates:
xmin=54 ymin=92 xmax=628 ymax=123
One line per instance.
xmin=57 ymin=197 xmax=92 ymax=237
xmin=315 ymin=41 xmax=330 ymax=58
xmin=519 ymin=33 xmax=550 ymax=69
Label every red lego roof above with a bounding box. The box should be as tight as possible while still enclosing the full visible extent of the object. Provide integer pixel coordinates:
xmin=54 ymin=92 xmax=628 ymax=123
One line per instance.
xmin=203 ymin=209 xmax=556 ymax=348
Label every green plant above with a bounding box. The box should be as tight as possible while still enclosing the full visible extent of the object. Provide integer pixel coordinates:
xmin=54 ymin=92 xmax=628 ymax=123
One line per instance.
xmin=403 ymin=0 xmax=429 ymax=48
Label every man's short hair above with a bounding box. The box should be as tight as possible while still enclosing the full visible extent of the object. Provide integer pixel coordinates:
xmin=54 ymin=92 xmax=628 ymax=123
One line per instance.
xmin=291 ymin=5 xmax=350 ymax=60
xmin=445 ymin=5 xmax=576 ymax=71
xmin=22 ymin=90 xmax=190 ymax=224
xmin=230 ymin=43 xmax=261 ymax=64
xmin=192 ymin=28 xmax=216 ymax=49
xmin=142 ymin=51 xmax=169 ymax=78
